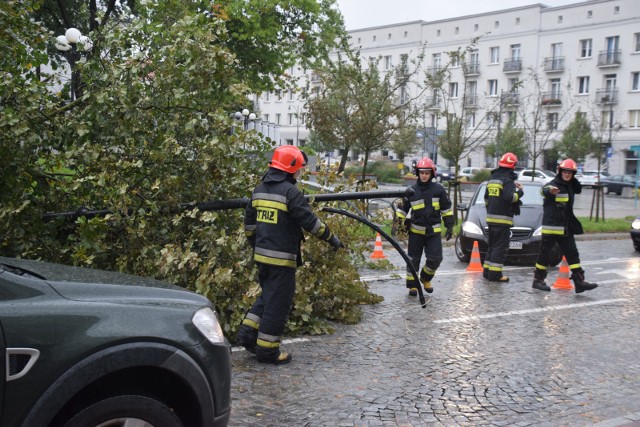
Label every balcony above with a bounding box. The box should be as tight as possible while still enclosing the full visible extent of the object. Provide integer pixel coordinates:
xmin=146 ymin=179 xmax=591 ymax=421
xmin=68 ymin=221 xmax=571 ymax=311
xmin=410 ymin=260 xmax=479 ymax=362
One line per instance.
xmin=463 ymin=94 xmax=478 ymax=108
xmin=596 ymin=88 xmax=619 ymax=105
xmin=503 ymin=58 xmax=522 ymax=73
xmin=597 ymin=50 xmax=621 ymax=67
xmin=541 ymin=91 xmax=562 ymax=107
xmin=543 ymin=57 xmax=565 ymax=73
xmin=464 ymin=61 xmax=480 ymax=76
xmin=426 ymin=65 xmax=443 ymax=76
xmin=426 ymin=96 xmax=442 ymax=109
xmin=501 ymin=91 xmax=520 ymax=107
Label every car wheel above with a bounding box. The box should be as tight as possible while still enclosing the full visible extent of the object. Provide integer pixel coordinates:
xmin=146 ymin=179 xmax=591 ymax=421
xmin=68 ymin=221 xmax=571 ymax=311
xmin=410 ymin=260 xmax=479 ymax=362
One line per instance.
xmin=63 ymin=395 xmax=183 ymax=427
xmin=455 ymin=235 xmax=471 ymax=263
xmin=602 ymin=186 xmax=610 ymax=195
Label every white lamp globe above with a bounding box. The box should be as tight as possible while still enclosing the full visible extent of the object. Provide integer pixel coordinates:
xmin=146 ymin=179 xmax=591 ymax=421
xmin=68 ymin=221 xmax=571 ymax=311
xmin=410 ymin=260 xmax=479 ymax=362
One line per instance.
xmin=248 ymin=113 xmax=257 ymax=120
xmin=242 ymin=108 xmax=250 ymax=117
xmin=55 ymin=35 xmax=71 ymax=51
xmin=65 ymin=28 xmax=82 ymax=44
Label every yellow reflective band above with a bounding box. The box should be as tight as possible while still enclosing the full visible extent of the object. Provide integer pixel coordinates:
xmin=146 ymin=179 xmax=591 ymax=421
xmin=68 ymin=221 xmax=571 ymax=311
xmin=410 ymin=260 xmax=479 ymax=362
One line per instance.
xmin=442 ymin=211 xmax=453 ymax=217
xmin=488 ymin=265 xmax=503 ymax=272
xmin=432 ymin=226 xmax=442 ymax=232
xmin=486 ymin=218 xmax=514 ymax=226
xmin=254 ymin=254 xmax=297 ymax=268
xmin=252 ymin=199 xmax=288 ymax=212
xmin=542 ymin=228 xmax=564 ymax=235
xmin=556 ymin=196 xmax=569 ymax=202
xmin=256 ymin=339 xmax=281 ymax=349
xmin=242 ymin=318 xmax=259 ymax=329
xmin=412 ymin=202 xmax=425 ymax=210
xmin=569 ymin=263 xmax=581 ymax=269
xmin=396 ymin=212 xmax=406 ymax=220
xmin=535 ymin=263 xmax=548 ymax=270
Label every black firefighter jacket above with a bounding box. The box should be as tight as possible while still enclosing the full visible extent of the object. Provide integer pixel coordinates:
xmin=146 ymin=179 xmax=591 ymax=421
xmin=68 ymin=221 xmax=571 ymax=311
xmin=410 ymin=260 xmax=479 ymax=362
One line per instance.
xmin=484 ymin=167 xmax=524 ymax=227
xmin=244 ymin=168 xmax=332 ymax=269
xmin=541 ymin=174 xmax=584 ymax=236
xmin=397 ymin=179 xmax=454 ymax=235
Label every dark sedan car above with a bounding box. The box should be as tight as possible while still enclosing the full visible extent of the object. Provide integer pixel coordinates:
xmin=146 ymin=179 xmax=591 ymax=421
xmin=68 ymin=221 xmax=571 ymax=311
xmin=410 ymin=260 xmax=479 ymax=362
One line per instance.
xmin=455 ymin=181 xmax=562 ymax=266
xmin=601 ymin=174 xmax=640 ymax=195
xmin=631 ymin=215 xmax=640 ymax=251
xmin=0 ymin=257 xmax=231 ymax=427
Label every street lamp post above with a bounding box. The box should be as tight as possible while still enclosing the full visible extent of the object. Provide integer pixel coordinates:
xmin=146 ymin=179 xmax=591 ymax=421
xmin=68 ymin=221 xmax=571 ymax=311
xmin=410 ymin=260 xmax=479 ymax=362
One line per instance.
xmin=55 ymin=28 xmax=92 ymax=101
xmin=233 ymin=109 xmax=256 ymax=149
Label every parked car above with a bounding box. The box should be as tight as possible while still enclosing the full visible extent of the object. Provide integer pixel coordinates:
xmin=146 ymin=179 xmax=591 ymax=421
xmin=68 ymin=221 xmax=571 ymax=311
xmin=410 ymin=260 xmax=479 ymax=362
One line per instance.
xmin=576 ymin=170 xmax=610 ymax=188
xmin=516 ymin=169 xmax=556 ymax=184
xmin=0 ymin=256 xmax=231 ymax=427
xmin=458 ymin=167 xmax=488 ymax=181
xmin=631 ymin=214 xmax=640 ymax=251
xmin=455 ymin=181 xmax=562 ymax=266
xmin=435 ymin=165 xmax=454 ymax=182
xmin=600 ymin=174 xmax=640 ymax=195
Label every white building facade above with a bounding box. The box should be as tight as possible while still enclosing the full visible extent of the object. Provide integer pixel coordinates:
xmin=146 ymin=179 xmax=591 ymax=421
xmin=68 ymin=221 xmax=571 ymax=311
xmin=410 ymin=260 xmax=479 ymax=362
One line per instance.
xmin=255 ymin=0 xmax=640 ymax=174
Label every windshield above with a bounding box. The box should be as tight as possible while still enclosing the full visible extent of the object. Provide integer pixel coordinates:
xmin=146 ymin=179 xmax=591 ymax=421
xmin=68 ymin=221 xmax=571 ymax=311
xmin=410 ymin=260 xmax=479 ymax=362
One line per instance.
xmin=474 ymin=182 xmax=543 ymax=206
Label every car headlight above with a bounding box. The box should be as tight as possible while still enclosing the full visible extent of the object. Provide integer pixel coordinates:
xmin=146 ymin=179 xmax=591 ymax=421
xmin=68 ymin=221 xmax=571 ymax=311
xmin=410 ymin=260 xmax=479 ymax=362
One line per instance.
xmin=193 ymin=307 xmax=225 ymax=344
xmin=632 ymin=219 xmax=640 ymax=230
xmin=533 ymin=226 xmax=542 ymax=236
xmin=461 ymin=221 xmax=484 ymax=236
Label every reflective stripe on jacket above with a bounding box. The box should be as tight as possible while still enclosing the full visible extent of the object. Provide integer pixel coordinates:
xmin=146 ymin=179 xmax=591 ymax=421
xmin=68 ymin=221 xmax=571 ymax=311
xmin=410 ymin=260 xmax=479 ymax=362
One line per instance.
xmin=484 ymin=168 xmax=523 ymax=227
xmin=397 ymin=179 xmax=454 ymax=235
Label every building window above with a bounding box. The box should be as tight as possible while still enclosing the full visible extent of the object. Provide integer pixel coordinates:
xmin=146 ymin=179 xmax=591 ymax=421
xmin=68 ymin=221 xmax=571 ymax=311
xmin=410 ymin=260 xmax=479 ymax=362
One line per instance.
xmin=455 ymin=27 xmax=459 ymax=34
xmin=576 ymin=111 xmax=587 ymax=121
xmin=357 ymin=37 xmax=361 ymax=44
xmin=288 ymin=89 xmax=294 ymax=101
xmin=510 ymin=43 xmax=521 ymax=60
xmin=515 ymin=17 xmax=520 ymax=25
xmin=276 ymin=90 xmax=282 ymax=101
xmin=288 ymin=113 xmax=294 ymax=125
xmin=488 ymin=79 xmax=498 ymax=96
xmin=286 ymin=139 xmax=293 ymax=145
xmin=373 ymin=35 xmax=376 ymax=42
xmin=437 ymin=29 xmax=441 ymax=37
xmin=384 ymin=55 xmax=393 ymax=70
xmin=495 ymin=20 xmax=499 ymax=28
xmin=467 ymin=112 xmax=476 ymax=128
xmin=558 ymin=15 xmax=563 ymax=23
xmin=404 ymin=31 xmax=408 ymax=38
xmin=388 ymin=33 xmax=392 ymax=40
xmin=614 ymin=6 xmax=620 ymax=14
xmin=578 ymin=76 xmax=590 ymax=94
xmin=490 ymin=47 xmax=500 ymax=64
xmin=580 ymin=39 xmax=592 ymax=58
xmin=587 ymin=10 xmax=593 ymax=18
xmin=474 ymin=24 xmax=479 ymax=32
xmin=265 ymin=92 xmax=271 ymax=102
xmin=635 ymin=33 xmax=640 ymax=52
xmin=449 ymin=53 xmax=459 ymax=68
xmin=264 ymin=114 xmax=269 ymax=122
xmin=547 ymin=113 xmax=559 ymax=130
xmin=449 ymin=82 xmax=459 ymax=98
xmin=632 ymin=72 xmax=640 ymax=91
xmin=629 ymin=110 xmax=640 ymax=128
xmin=275 ymin=113 xmax=281 ymax=124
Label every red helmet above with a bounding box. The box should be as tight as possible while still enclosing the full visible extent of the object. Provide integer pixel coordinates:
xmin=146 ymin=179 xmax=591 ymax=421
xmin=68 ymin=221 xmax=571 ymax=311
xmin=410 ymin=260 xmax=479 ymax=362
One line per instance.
xmin=414 ymin=157 xmax=437 ymax=177
xmin=270 ymin=145 xmax=307 ymax=173
xmin=557 ymin=158 xmax=578 ymax=173
xmin=498 ymin=152 xmax=518 ymax=169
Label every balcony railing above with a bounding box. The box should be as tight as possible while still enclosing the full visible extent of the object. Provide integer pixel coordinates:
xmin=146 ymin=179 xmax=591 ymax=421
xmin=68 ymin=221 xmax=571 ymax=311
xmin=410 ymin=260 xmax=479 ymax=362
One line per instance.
xmin=597 ymin=50 xmax=621 ymax=67
xmin=543 ymin=57 xmax=565 ymax=72
xmin=501 ymin=91 xmax=520 ymax=106
xmin=426 ymin=65 xmax=443 ymax=76
xmin=503 ymin=58 xmax=522 ymax=73
xmin=541 ymin=91 xmax=562 ymax=106
xmin=596 ymin=88 xmax=619 ymax=104
xmin=464 ymin=94 xmax=478 ymax=108
xmin=464 ymin=61 xmax=480 ymax=76
xmin=426 ymin=96 xmax=441 ymax=109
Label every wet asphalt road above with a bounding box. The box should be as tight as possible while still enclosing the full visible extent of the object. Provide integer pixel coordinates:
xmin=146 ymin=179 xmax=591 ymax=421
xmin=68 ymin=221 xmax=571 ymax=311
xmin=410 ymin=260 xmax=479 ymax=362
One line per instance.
xmin=228 ymin=235 xmax=640 ymax=426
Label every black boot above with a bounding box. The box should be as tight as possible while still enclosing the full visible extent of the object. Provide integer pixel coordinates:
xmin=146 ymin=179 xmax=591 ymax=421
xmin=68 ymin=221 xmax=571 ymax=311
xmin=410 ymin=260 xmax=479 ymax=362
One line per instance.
xmin=532 ymin=269 xmax=550 ymax=291
xmin=532 ymin=279 xmax=551 ymax=291
xmin=237 ymin=324 xmax=258 ymax=354
xmin=571 ymin=269 xmax=598 ymax=294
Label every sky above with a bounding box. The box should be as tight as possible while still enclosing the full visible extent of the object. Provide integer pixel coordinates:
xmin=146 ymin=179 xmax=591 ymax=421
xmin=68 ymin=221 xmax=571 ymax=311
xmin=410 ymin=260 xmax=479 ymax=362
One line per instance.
xmin=335 ymin=0 xmax=581 ymax=30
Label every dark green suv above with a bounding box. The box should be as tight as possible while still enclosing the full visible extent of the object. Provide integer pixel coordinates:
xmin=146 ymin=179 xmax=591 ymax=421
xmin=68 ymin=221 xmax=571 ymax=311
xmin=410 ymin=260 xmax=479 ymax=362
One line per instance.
xmin=0 ymin=256 xmax=231 ymax=427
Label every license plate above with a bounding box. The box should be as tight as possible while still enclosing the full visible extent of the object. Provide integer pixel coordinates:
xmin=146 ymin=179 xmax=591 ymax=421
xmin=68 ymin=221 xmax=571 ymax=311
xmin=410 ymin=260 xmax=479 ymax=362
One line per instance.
xmin=509 ymin=241 xmax=523 ymax=249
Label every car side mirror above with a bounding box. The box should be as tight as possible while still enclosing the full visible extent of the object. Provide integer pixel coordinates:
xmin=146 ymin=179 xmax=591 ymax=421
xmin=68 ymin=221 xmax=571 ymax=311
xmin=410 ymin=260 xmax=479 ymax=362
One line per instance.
xmin=458 ymin=203 xmax=468 ymax=211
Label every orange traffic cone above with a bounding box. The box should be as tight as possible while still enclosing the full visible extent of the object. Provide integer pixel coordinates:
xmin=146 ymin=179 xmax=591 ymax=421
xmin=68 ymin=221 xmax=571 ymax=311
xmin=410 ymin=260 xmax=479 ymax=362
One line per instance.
xmin=370 ymin=233 xmax=386 ymax=259
xmin=466 ymin=240 xmax=484 ymax=272
xmin=552 ymin=256 xmax=573 ymax=290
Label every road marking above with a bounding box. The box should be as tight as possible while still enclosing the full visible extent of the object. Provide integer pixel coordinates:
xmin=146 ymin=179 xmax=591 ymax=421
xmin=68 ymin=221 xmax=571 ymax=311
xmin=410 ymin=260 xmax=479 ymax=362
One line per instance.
xmin=433 ymin=298 xmax=627 ymax=324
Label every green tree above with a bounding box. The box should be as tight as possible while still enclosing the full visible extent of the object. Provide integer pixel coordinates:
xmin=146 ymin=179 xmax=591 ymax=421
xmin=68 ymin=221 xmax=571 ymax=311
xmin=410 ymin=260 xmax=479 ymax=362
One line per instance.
xmin=485 ymin=119 xmax=526 ymax=160
xmin=554 ymin=112 xmax=599 ymax=162
xmin=2 ymin=0 xmax=377 ymax=338
xmin=305 ymin=45 xmax=426 ymax=177
xmin=389 ymin=121 xmax=421 ymax=163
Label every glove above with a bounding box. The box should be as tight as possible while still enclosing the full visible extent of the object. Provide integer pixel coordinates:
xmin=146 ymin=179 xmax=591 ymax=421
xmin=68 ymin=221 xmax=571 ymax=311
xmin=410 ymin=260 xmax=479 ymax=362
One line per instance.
xmin=403 ymin=218 xmax=412 ymax=230
xmin=445 ymin=228 xmax=453 ymax=241
xmin=328 ymin=234 xmax=345 ymax=251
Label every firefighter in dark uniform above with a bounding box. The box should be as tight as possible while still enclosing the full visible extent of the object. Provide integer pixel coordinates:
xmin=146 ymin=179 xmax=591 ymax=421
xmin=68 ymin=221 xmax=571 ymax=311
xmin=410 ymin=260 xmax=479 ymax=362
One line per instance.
xmin=237 ymin=145 xmax=343 ymax=364
xmin=396 ymin=157 xmax=454 ymax=296
xmin=531 ymin=158 xmax=598 ymax=293
xmin=483 ymin=152 xmax=523 ymax=282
